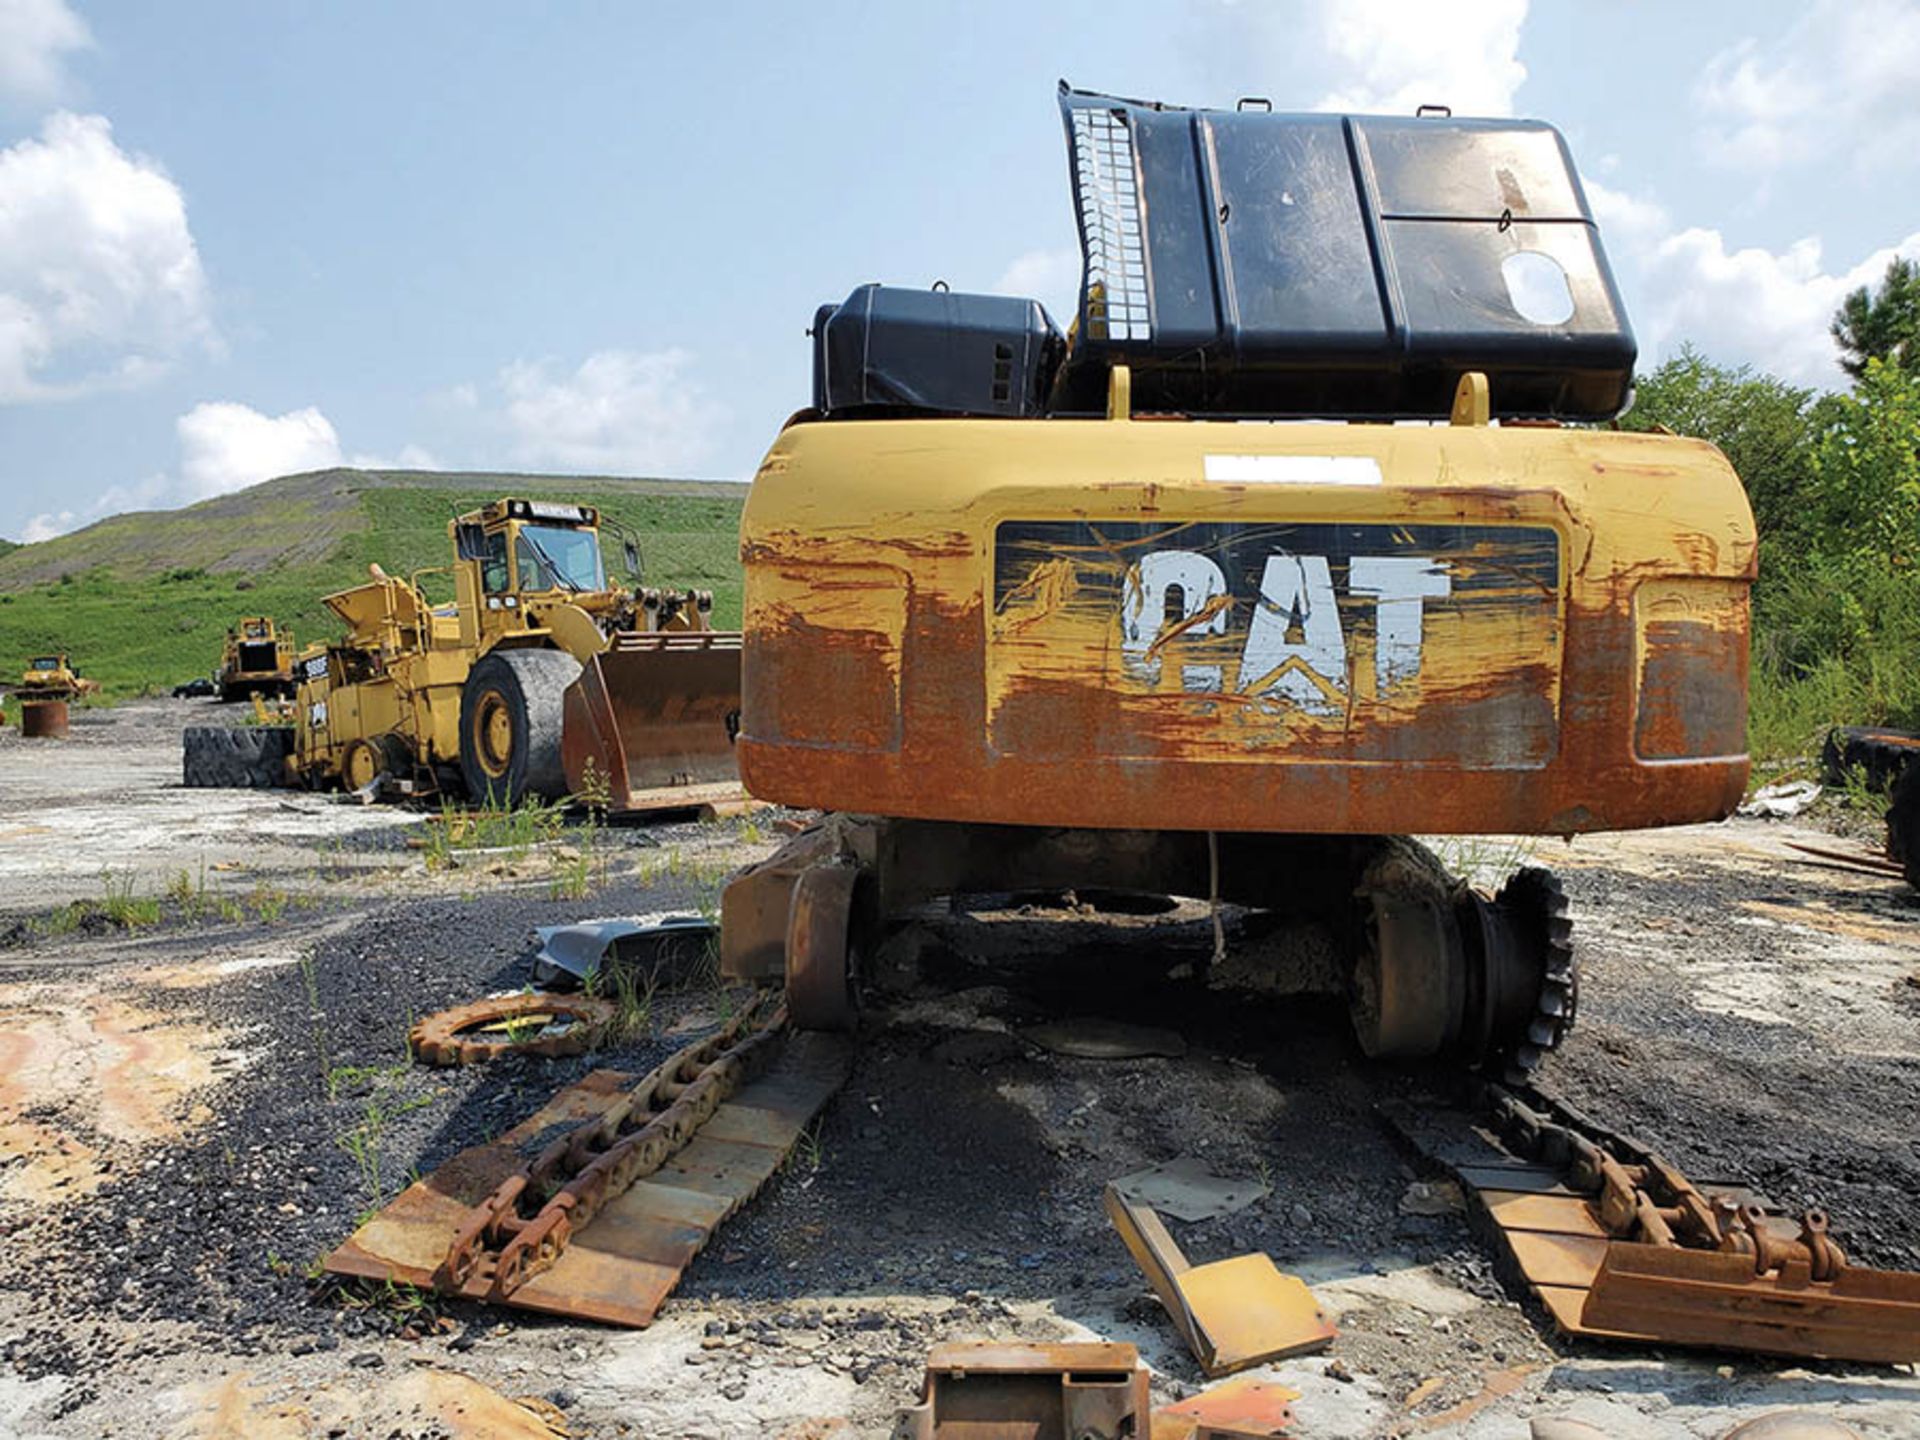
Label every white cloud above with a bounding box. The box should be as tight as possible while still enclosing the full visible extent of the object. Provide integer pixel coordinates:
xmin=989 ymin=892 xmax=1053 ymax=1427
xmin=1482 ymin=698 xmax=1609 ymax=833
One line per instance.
xmin=19 ymin=509 xmax=75 ymax=542
xmin=995 ymin=246 xmax=1081 ymax=326
xmin=11 ymin=401 xmax=451 ymax=542
xmin=1313 ymin=0 xmax=1528 ymax=117
xmin=1695 ymin=0 xmax=1920 ymax=172
xmin=494 ymin=349 xmax=724 ymax=475
xmin=0 ymin=0 xmax=89 ymax=110
xmin=1589 ymin=179 xmax=1920 ymax=387
xmin=19 ymin=470 xmax=169 ymax=541
xmin=177 ymin=401 xmax=343 ymax=499
xmin=0 ymin=111 xmax=214 ymax=402
xmin=348 ymin=443 xmax=441 ymax=471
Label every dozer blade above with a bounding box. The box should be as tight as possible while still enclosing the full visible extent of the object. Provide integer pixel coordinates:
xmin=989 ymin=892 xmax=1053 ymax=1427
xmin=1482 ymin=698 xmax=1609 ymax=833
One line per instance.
xmin=561 ymin=631 xmax=743 ymax=813
xmin=1582 ymin=1240 xmax=1920 ymax=1365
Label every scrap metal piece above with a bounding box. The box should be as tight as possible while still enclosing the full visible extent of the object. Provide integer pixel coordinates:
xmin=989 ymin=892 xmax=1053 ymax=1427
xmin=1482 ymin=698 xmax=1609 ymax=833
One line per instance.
xmin=1152 ymin=1374 xmax=1299 ymax=1439
xmin=327 ymin=1023 xmax=850 ymax=1326
xmin=1112 ymin=1157 xmax=1268 ymax=1223
xmin=1582 ymin=1240 xmax=1920 ymax=1365
xmin=528 ymin=912 xmax=717 ymax=990
xmin=409 ymin=994 xmax=616 ymax=1067
xmin=1782 ymin=841 xmax=1905 ymax=879
xmin=1104 ymin=1184 xmax=1335 ymax=1376
xmin=892 ymin=1341 xmax=1150 ymax=1440
xmin=19 ymin=700 xmax=68 ymax=739
xmin=1380 ymin=1086 xmax=1920 ymax=1364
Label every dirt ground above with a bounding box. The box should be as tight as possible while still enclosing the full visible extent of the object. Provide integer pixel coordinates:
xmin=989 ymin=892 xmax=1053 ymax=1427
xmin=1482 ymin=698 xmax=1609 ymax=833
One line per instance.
xmin=1 ymin=699 xmax=1917 ymax=1439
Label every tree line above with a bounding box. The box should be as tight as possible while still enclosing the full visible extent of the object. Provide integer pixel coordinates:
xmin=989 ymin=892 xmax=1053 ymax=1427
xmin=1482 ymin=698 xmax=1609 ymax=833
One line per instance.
xmin=1619 ymin=258 xmax=1920 ymax=758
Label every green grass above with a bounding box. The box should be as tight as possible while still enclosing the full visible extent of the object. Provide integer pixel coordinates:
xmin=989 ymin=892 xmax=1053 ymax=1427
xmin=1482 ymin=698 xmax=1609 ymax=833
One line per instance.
xmin=0 ymin=470 xmax=745 ymax=699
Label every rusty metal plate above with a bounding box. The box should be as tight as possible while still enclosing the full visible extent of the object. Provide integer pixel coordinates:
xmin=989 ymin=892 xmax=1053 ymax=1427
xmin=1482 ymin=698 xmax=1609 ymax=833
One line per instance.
xmin=1153 ymin=1373 xmax=1299 ymax=1439
xmin=325 ymin=1034 xmax=850 ymax=1324
xmin=1105 ymin=1184 xmax=1335 ymax=1377
xmin=1582 ymin=1242 xmax=1920 ymax=1365
xmin=1174 ymin=1255 xmax=1338 ymax=1375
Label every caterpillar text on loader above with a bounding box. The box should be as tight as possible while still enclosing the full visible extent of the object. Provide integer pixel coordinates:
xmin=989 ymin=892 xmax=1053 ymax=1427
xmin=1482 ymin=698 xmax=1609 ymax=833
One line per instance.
xmin=720 ymin=85 xmax=1920 ymax=1361
xmin=217 ymin=616 xmax=296 ymax=701
xmin=287 ymin=497 xmax=741 ymax=811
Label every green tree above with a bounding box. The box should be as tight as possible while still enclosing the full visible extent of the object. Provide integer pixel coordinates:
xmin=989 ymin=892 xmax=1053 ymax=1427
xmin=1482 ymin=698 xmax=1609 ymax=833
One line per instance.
xmin=1622 ymin=345 xmax=1817 ymax=554
xmin=1807 ymin=358 xmax=1920 ymax=574
xmin=1831 ymin=255 xmax=1920 ymax=381
xmin=1759 ymin=358 xmax=1920 ymax=732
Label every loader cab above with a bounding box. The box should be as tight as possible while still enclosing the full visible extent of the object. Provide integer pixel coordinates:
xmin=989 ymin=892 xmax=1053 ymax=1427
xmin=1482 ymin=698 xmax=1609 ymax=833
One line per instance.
xmin=451 ymin=498 xmax=608 ymax=648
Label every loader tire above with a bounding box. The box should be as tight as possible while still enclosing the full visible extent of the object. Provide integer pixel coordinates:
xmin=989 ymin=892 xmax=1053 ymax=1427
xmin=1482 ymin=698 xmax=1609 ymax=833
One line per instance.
xmin=182 ymin=725 xmax=294 ymax=789
xmin=1889 ymin=764 xmax=1920 ymax=891
xmin=458 ymin=649 xmax=581 ymax=806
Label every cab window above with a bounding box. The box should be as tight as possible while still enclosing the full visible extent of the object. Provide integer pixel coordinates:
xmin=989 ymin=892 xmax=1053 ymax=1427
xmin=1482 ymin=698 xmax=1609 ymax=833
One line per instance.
xmin=480 ymin=531 xmax=509 ymax=593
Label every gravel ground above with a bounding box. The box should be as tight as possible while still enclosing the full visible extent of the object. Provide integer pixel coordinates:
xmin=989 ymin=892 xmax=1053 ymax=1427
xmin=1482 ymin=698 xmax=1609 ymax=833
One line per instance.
xmin=1 ymin=709 xmax=1918 ymax=1438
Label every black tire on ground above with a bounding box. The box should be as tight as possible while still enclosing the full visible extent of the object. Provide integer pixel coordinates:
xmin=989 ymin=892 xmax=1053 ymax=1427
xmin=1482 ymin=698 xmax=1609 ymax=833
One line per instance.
xmin=182 ymin=725 xmax=295 ymax=788
xmin=1888 ymin=765 xmax=1920 ymax=890
xmin=1820 ymin=725 xmax=1920 ymax=794
xmin=457 ymin=649 xmax=582 ymax=806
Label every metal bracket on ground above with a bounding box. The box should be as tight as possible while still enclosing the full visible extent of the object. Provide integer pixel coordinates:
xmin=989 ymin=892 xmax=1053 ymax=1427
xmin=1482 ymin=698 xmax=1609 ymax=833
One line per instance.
xmin=1104 ymin=1183 xmax=1336 ymax=1376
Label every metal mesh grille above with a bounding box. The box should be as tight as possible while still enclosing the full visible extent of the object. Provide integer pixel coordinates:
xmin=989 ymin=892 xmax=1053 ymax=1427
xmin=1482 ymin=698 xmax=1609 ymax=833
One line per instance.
xmin=1070 ymin=107 xmax=1151 ymax=342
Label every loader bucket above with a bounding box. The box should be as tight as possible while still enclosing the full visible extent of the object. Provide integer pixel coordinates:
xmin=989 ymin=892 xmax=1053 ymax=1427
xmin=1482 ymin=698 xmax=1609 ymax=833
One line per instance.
xmin=1582 ymin=1240 xmax=1920 ymax=1364
xmin=561 ymin=631 xmax=743 ymax=813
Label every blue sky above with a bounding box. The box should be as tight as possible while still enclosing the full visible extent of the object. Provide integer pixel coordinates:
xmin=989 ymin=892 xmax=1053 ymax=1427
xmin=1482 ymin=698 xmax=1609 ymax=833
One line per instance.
xmin=2 ymin=0 xmax=1917 ymax=542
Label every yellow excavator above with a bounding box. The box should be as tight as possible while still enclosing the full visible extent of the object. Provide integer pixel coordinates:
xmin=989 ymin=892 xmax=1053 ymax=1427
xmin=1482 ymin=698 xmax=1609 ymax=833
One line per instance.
xmin=187 ymin=498 xmax=740 ymax=805
xmin=707 ymin=85 xmax=1920 ymax=1363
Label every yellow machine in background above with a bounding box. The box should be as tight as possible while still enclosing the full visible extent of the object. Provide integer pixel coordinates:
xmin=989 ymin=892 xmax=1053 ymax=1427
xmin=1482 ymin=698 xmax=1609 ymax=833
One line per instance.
xmin=217 ymin=616 xmax=296 ymax=701
xmin=291 ymin=497 xmax=740 ymax=807
xmin=17 ymin=654 xmax=100 ymax=701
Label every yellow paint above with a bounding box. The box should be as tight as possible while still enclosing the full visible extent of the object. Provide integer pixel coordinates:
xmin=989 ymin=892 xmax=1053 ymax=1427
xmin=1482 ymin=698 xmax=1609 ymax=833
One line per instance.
xmin=742 ymin=417 xmax=1754 ymax=763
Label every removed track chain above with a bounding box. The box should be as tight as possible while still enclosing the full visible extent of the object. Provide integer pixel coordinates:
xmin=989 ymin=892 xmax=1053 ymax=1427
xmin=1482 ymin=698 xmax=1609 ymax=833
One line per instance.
xmin=441 ymin=990 xmax=788 ymax=1297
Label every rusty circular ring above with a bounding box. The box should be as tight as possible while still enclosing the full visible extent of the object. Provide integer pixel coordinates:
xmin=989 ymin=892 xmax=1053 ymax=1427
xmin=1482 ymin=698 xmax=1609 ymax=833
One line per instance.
xmin=409 ymin=993 xmax=617 ymax=1067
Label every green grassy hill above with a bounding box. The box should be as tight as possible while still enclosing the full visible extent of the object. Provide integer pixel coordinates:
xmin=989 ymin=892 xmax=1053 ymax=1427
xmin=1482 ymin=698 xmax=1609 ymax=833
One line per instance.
xmin=0 ymin=468 xmax=747 ymax=699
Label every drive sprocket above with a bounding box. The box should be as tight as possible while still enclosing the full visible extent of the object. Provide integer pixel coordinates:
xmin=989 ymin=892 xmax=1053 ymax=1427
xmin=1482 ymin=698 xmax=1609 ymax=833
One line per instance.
xmin=1488 ymin=864 xmax=1577 ymax=1083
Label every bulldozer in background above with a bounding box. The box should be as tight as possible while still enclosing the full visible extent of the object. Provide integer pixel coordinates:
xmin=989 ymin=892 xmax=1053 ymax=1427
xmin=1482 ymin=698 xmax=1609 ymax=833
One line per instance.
xmin=16 ymin=653 xmax=101 ymax=702
xmin=216 ymin=616 xmax=296 ymax=701
xmin=282 ymin=497 xmax=740 ymax=809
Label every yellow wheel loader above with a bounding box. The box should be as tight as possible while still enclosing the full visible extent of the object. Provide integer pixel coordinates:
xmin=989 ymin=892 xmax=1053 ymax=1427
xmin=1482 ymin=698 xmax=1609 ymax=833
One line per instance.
xmin=216 ymin=616 xmax=296 ymax=702
xmin=285 ymin=497 xmax=740 ymax=809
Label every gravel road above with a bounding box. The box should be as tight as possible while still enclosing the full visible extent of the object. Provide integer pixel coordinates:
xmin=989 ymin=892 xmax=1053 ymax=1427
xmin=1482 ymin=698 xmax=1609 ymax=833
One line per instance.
xmin=0 ymin=701 xmax=1916 ymax=1438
